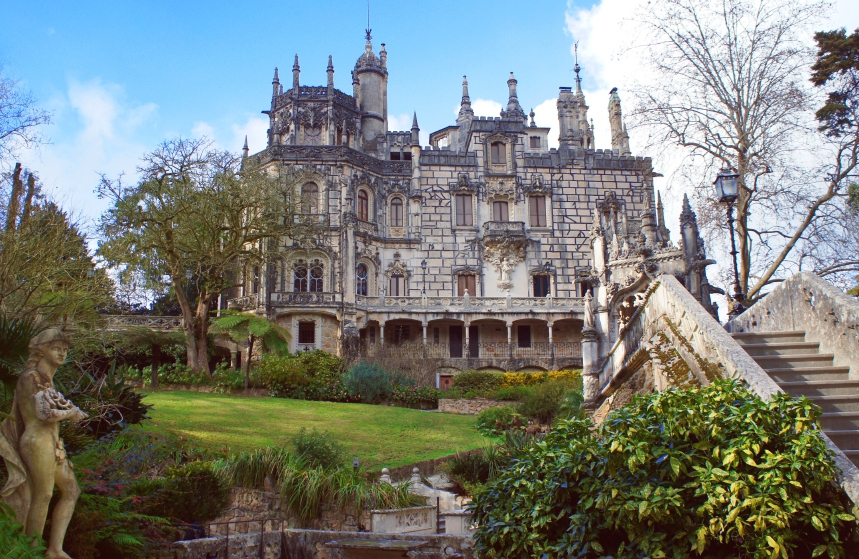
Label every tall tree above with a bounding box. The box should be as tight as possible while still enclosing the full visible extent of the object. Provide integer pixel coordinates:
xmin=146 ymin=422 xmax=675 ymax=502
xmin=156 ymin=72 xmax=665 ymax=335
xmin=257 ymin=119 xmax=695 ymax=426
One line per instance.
xmin=629 ymin=0 xmax=853 ymax=305
xmin=97 ymin=138 xmax=315 ymax=375
xmin=0 ymin=164 xmax=112 ymax=324
xmin=209 ymin=311 xmax=289 ymax=391
xmin=0 ymin=68 xmax=51 ymax=169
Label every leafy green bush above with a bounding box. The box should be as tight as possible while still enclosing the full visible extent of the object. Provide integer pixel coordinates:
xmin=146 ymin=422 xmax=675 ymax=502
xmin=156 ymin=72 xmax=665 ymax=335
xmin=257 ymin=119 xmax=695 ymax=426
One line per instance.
xmin=451 ymin=370 xmax=503 ymax=395
xmin=133 ymin=461 xmax=229 ymax=523
xmin=515 ymin=377 xmax=580 ymax=424
xmin=489 ymin=385 xmax=535 ymax=401
xmin=292 ymin=428 xmax=346 ymax=470
xmin=65 ymin=362 xmax=152 ymax=439
xmin=0 ymin=502 xmax=46 ymax=558
xmin=472 ymin=380 xmax=858 ymax=559
xmin=476 ymin=406 xmax=519 ymax=436
xmin=390 ymin=385 xmax=441 ymax=406
xmin=255 ymin=354 xmax=309 ymax=394
xmin=444 ymin=446 xmax=505 ymax=496
xmin=343 ymin=362 xmax=392 ymax=403
xmin=139 ymin=361 xmax=210 ymax=387
xmin=211 ymin=361 xmax=255 ymax=392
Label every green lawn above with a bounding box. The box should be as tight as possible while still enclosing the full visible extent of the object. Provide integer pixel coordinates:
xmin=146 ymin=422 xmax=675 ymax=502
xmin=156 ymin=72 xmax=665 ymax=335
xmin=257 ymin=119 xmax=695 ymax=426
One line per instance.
xmin=139 ymin=391 xmax=491 ymax=470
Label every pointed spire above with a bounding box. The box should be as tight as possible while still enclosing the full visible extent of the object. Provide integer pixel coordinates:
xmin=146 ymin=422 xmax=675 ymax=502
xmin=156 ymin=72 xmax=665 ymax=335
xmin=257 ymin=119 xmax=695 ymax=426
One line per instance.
xmin=680 ymin=193 xmax=697 ymax=227
xmin=327 ymin=55 xmax=335 ymax=88
xmin=411 ymin=112 xmax=420 ymax=146
xmin=380 ymin=43 xmax=387 ymax=68
xmin=292 ymin=54 xmax=300 ymax=90
xmin=574 ymin=43 xmax=582 ymax=93
xmin=505 ymin=72 xmax=526 ymax=122
xmin=657 ymin=191 xmax=665 ymax=227
xmin=242 ymin=136 xmax=249 ymax=159
xmin=458 ymin=76 xmax=474 ymax=121
xmin=272 ymin=67 xmax=280 ymax=98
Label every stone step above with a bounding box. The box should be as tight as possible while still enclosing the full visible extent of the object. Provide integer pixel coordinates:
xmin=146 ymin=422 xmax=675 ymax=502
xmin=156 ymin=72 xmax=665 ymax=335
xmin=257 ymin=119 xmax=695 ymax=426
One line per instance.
xmin=807 ymin=396 xmax=859 ymax=413
xmin=731 ymin=331 xmax=806 ymax=344
xmin=767 ymin=367 xmax=851 ymax=383
xmin=819 ymin=412 xmax=859 ymax=431
xmin=740 ymin=342 xmax=820 ymax=357
xmin=824 ymin=430 xmax=859 ymax=451
xmin=752 ymin=353 xmax=835 ymax=370
xmin=779 ymin=380 xmax=859 ymax=397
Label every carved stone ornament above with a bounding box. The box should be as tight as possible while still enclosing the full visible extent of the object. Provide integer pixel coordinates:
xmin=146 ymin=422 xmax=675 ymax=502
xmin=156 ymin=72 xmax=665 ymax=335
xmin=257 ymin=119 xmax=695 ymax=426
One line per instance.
xmin=452 ymin=173 xmax=475 ymax=192
xmin=1 ymin=329 xmax=86 ymax=559
xmin=486 ymin=177 xmax=517 ymax=200
xmin=483 ymin=237 xmax=525 ymax=290
xmin=385 ymin=253 xmax=412 ymax=280
xmin=523 ymin=173 xmax=550 ymax=194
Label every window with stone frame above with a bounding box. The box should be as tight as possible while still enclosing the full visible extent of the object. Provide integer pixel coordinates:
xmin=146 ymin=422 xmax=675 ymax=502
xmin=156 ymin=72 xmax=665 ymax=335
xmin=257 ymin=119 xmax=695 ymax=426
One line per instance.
xmin=529 ymin=195 xmax=547 ymax=227
xmin=492 ymin=200 xmax=510 ymax=222
xmin=298 ymin=321 xmax=316 ymax=344
xmin=390 ymin=197 xmax=404 ymax=227
xmin=356 ymin=263 xmax=369 ymax=296
xmin=457 ymin=274 xmax=477 ymax=296
xmin=389 ymin=273 xmax=406 ymax=296
xmin=530 ymin=136 xmax=541 ymax=149
xmin=533 ymin=274 xmax=551 ymax=297
xmin=491 ymin=142 xmax=505 ymax=164
xmin=252 ymin=265 xmax=260 ymax=294
xmin=358 ymin=190 xmax=369 ymax=221
xmin=309 ymin=260 xmax=324 ymax=292
xmin=293 ymin=264 xmax=307 ymax=292
xmin=455 ymin=194 xmax=473 ymax=226
xmin=517 ymin=324 xmax=532 ymax=348
xmin=301 ymin=182 xmax=319 ymax=214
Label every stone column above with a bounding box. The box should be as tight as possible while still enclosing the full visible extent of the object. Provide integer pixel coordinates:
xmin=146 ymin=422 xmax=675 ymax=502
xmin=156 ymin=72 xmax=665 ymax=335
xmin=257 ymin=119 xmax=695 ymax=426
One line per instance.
xmin=422 ymin=323 xmax=428 ymax=346
xmin=379 ymin=322 xmax=385 ymax=345
xmin=464 ymin=321 xmax=470 ymax=354
xmin=581 ymin=293 xmax=601 ymax=409
xmin=230 ymin=351 xmax=238 ymax=371
xmin=344 ymin=214 xmax=357 ymax=305
xmin=547 ymin=321 xmax=555 ymax=367
xmin=506 ymin=322 xmax=513 ymax=358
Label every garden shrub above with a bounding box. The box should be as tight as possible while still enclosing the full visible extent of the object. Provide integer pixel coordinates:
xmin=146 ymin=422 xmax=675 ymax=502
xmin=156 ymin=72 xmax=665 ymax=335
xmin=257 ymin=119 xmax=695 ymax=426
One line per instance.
xmin=134 ymin=461 xmax=230 ymax=524
xmin=499 ymin=369 xmax=581 ymax=389
xmin=476 ymin=405 xmax=519 ymax=436
xmin=515 ymin=377 xmax=580 ymax=424
xmin=489 ymin=385 xmax=534 ymax=401
xmin=292 ymin=428 xmax=346 ymax=470
xmin=390 ymin=385 xmax=441 ymax=406
xmin=255 ymin=354 xmax=309 ymax=395
xmin=472 ymin=380 xmax=858 ymax=559
xmin=343 ymin=362 xmax=392 ymax=403
xmin=451 ymin=370 xmax=503 ymax=395
xmin=444 ymin=446 xmax=505 ymax=496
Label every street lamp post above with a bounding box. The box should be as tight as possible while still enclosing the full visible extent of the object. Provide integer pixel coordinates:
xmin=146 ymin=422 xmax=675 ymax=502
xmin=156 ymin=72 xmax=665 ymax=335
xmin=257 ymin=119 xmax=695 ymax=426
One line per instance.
xmin=421 ymin=259 xmax=427 ymax=295
xmin=714 ymin=168 xmax=745 ymax=318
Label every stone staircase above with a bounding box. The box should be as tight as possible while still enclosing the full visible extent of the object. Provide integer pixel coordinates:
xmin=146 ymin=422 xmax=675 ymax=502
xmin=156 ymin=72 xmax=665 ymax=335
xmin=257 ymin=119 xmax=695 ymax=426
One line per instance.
xmin=731 ymin=331 xmax=858 ymax=466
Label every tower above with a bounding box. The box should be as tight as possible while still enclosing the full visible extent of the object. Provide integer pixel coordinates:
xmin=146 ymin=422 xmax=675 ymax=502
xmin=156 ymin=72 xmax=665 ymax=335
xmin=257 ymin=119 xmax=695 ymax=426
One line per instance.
xmin=502 ymin=73 xmax=527 ymax=122
xmin=557 ymin=57 xmax=593 ymax=150
xmin=354 ymin=31 xmax=388 ymax=149
xmin=608 ymin=87 xmax=631 ymax=155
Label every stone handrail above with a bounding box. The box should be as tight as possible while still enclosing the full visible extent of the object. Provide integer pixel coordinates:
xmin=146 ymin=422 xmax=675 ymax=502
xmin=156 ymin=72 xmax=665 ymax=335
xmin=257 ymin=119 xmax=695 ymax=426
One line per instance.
xmin=227 ymin=294 xmax=259 ymax=310
xmin=104 ymin=315 xmax=184 ymax=331
xmin=271 ymin=291 xmax=341 ymax=305
xmin=584 ymin=274 xmax=859 ymax=505
xmin=483 ymin=221 xmax=526 ymax=237
xmin=353 ymin=294 xmax=583 ymax=311
xmin=729 ymin=272 xmax=859 ymax=374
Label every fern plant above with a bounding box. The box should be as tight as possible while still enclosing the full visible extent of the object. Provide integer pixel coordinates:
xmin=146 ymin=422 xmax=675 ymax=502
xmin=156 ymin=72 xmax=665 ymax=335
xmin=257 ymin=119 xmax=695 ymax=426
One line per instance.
xmin=209 ymin=310 xmax=290 ymax=390
xmin=0 ymin=502 xmax=46 ymax=558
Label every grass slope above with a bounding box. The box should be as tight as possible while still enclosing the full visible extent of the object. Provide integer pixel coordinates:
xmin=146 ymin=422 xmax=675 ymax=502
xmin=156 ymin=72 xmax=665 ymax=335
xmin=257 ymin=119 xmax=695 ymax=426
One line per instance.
xmin=140 ymin=391 xmax=490 ymax=470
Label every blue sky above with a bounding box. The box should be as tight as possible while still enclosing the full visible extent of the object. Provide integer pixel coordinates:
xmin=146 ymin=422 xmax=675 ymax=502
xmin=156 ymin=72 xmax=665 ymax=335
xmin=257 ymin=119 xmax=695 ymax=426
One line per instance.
xmin=2 ymin=0 xmax=596 ymax=222
xmin=2 ymin=0 xmax=857 ymax=228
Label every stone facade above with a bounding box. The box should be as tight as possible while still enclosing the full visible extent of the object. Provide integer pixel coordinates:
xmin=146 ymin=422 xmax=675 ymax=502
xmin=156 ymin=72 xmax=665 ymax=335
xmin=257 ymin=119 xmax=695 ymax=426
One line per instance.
xmin=227 ymin=33 xmax=681 ymax=374
xmin=438 ymin=398 xmax=511 ymax=415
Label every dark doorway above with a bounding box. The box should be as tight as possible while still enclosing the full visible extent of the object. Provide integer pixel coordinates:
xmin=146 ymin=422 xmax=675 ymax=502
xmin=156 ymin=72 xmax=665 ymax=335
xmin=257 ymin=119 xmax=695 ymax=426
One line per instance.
xmin=449 ymin=325 xmax=463 ymax=358
xmin=468 ymin=325 xmax=479 ymax=358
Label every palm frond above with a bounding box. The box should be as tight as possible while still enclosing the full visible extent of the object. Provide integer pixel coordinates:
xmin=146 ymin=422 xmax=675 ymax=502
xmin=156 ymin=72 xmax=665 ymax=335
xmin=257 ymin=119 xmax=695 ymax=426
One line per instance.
xmin=247 ymin=318 xmax=271 ymax=337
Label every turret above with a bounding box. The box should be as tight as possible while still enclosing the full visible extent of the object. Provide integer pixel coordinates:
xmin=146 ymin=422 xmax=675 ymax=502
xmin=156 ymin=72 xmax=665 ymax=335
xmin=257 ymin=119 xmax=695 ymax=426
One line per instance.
xmin=503 ymin=72 xmax=526 ymax=122
xmin=608 ymin=87 xmax=631 ymax=155
xmin=242 ymin=136 xmax=249 ymax=159
xmin=639 ymin=190 xmax=657 ymax=248
xmin=327 ymin=55 xmax=335 ymax=90
xmin=680 ymin=194 xmax=700 ymax=259
xmin=410 ymin=112 xmax=420 ymax=146
xmin=353 ymin=31 xmax=388 ymax=149
xmin=457 ymin=76 xmax=474 ymax=122
xmin=557 ymin=61 xmax=594 ymax=150
xmin=292 ymin=54 xmax=300 ymax=91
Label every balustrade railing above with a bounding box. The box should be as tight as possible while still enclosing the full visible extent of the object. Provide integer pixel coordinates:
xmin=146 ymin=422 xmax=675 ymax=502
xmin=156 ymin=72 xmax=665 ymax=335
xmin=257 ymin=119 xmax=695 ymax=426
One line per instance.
xmin=226 ymin=294 xmax=259 ymax=310
xmin=354 ymin=295 xmax=583 ymax=311
xmin=104 ymin=315 xmax=184 ymax=330
xmin=483 ymin=221 xmax=526 ymax=237
xmin=360 ymin=341 xmax=582 ymax=360
xmin=270 ymin=291 xmax=340 ymax=305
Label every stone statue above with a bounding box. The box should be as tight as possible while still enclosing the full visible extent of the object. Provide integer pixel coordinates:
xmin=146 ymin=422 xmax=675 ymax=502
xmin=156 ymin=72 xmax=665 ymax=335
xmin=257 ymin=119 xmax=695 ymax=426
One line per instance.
xmin=500 ymin=258 xmax=513 ymax=283
xmin=0 ymin=329 xmax=87 ymax=559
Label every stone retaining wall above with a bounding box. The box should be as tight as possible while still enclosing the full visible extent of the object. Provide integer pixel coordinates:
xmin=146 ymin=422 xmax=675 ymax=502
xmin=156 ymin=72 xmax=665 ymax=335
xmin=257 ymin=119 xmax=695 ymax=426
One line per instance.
xmin=438 ymin=398 xmax=511 ymax=415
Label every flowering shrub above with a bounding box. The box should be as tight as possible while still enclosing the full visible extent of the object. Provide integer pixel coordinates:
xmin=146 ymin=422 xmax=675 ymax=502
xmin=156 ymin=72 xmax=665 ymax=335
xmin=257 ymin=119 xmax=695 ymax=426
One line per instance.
xmin=390 ymin=385 xmax=442 ymax=406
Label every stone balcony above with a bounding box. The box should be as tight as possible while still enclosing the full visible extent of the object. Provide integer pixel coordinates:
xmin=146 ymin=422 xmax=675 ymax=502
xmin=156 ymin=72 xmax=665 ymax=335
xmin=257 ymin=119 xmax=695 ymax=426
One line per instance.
xmin=270 ymin=292 xmax=341 ymax=306
xmin=355 ymin=294 xmax=582 ymax=313
xmin=482 ymin=220 xmax=526 ymax=241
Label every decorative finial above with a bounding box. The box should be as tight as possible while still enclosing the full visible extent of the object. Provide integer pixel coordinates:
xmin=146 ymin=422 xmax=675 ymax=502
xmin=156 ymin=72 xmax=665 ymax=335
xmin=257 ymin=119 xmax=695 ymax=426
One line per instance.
xmin=529 ymin=108 xmax=536 ymax=127
xmin=412 ymin=112 xmax=419 ymax=129
xmin=327 ymin=55 xmax=334 ymax=71
xmin=293 ymin=54 xmax=299 ymax=70
xmin=273 ymin=67 xmax=279 ymax=83
xmin=243 ymin=135 xmax=248 ymax=149
xmin=574 ymin=42 xmax=582 ymax=91
xmin=365 ymin=0 xmax=372 ymax=42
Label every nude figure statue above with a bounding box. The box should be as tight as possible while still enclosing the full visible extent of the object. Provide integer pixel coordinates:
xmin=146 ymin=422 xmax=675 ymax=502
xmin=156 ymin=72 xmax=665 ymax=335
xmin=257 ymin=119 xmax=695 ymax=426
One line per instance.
xmin=0 ymin=329 xmax=88 ymax=558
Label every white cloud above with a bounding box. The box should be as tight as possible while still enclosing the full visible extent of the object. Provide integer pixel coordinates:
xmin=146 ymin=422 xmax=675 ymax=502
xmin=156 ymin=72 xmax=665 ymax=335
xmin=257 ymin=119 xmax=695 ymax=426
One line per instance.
xmin=231 ymin=116 xmax=269 ymax=154
xmin=191 ymin=121 xmax=215 ymax=140
xmin=532 ymin=98 xmax=559 ymax=148
xmin=19 ymin=78 xmax=158 ymax=227
xmin=388 ymin=113 xmax=412 ymax=132
xmin=471 ymin=98 xmax=503 ymax=118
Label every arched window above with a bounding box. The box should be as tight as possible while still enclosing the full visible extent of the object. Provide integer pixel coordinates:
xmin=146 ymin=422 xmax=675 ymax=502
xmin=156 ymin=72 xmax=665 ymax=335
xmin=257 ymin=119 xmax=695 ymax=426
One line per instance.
xmin=356 ymin=264 xmax=368 ymax=296
xmin=293 ymin=263 xmax=308 ymax=292
xmin=309 ymin=260 xmax=324 ymax=292
xmin=301 ymin=182 xmax=319 ymax=214
xmin=358 ymin=190 xmax=369 ymax=221
xmin=389 ymin=273 xmax=406 ymax=296
xmin=390 ymin=198 xmax=403 ymax=227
